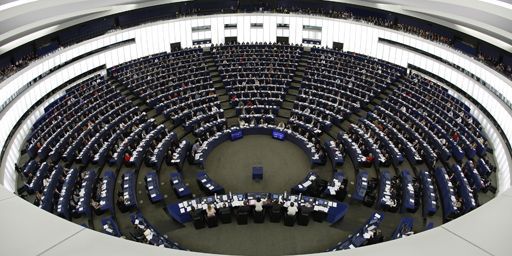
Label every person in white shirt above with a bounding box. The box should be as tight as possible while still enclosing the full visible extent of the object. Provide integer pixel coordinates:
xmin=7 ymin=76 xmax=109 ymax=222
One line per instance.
xmin=239 ymin=118 xmax=246 ymax=127
xmin=254 ymin=198 xmax=264 ymax=212
xmin=287 ymin=202 xmax=298 ymax=216
xmin=206 ymin=204 xmax=216 ymax=218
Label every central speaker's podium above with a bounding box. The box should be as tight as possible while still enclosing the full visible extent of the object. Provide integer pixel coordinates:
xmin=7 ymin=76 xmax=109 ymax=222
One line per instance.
xmin=252 ymin=166 xmax=263 ymax=181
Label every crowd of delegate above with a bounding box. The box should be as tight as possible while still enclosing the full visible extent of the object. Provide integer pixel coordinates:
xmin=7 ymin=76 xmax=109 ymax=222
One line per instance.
xmin=12 ymin=39 xmax=500 ymax=253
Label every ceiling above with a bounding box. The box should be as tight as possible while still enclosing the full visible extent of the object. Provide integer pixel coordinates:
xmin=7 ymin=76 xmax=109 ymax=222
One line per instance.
xmin=0 ymin=0 xmax=511 ymax=53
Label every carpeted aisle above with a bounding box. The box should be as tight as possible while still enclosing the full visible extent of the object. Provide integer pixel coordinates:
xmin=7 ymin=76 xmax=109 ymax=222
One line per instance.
xmin=203 ymin=135 xmax=332 ymax=193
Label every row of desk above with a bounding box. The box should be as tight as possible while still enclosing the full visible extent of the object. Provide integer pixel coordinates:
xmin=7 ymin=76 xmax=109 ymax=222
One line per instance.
xmin=378 ymin=169 xmax=397 ymax=211
xmin=47 ymin=93 xmax=124 ymax=163
xmin=167 ymin=140 xmax=189 ymax=170
xmin=170 ymin=172 xmax=192 ymax=198
xmin=434 ymin=167 xmax=459 ymax=221
xmin=463 ymin=160 xmax=484 ymax=192
xmin=130 ymin=212 xmax=185 ymax=250
xmin=419 ymin=170 xmax=438 ymax=216
xmin=396 ymin=87 xmax=467 ymax=161
xmin=99 ymin=170 xmax=116 ymax=213
xmin=329 ymin=212 xmax=384 ymax=251
xmin=56 ymin=168 xmax=79 ymax=219
xmin=101 ymin=216 xmax=122 ymax=237
xmin=359 ymin=118 xmax=404 ymax=166
xmin=338 ymin=132 xmax=366 ymax=169
xmin=92 ymin=114 xmax=146 ymax=166
xmin=324 ymin=140 xmax=344 ymax=168
xmin=349 ymin=124 xmax=387 ymax=166
xmin=40 ymin=165 xmax=64 ymax=212
xmin=62 ymin=102 xmax=133 ymax=164
xmin=122 ymin=170 xmax=137 ymax=209
xmin=196 ymin=171 xmax=225 ymax=195
xmin=109 ymin=119 xmax=155 ymax=167
xmin=167 ymin=192 xmax=348 ymax=225
xmin=451 ymin=164 xmax=477 ymax=213
xmin=145 ymin=171 xmax=163 ymax=203
xmin=353 ymin=171 xmax=369 ymax=202
xmin=28 ymin=162 xmax=49 ymax=194
xmin=388 ymin=95 xmax=451 ymax=161
xmin=400 ymin=170 xmax=417 ymax=213
xmin=369 ymin=109 xmax=423 ymax=165
xmin=146 ymin=132 xmax=177 ymax=170
xmin=128 ymin=125 xmax=166 ymax=168
xmin=390 ymin=217 xmax=414 ymax=240
xmin=193 ymin=124 xmax=322 ymax=167
xmin=75 ymin=170 xmax=96 ymax=217
xmin=377 ymin=103 xmax=436 ymax=166
xmin=78 ymin=107 xmax=139 ymax=165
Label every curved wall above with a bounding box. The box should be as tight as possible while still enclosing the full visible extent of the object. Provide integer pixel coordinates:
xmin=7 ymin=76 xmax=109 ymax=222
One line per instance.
xmin=0 ymin=12 xmax=511 ymax=256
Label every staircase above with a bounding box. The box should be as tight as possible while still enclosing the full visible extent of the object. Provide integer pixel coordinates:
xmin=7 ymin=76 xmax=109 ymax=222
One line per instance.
xmin=277 ymin=49 xmax=310 ymax=119
xmin=202 ymin=49 xmax=237 ymax=127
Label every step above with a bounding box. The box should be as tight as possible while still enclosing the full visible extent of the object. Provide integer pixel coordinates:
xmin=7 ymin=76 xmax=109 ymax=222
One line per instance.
xmin=215 ymin=88 xmax=227 ymax=95
xmin=290 ymin=82 xmax=301 ymax=88
xmin=224 ymin=109 xmax=236 ymax=118
xmin=218 ymin=95 xmax=229 ymax=102
xmin=285 ymin=95 xmax=297 ymax=102
xmin=221 ymin=102 xmax=232 ymax=110
xmin=173 ymin=126 xmax=187 ymax=139
xmin=226 ymin=117 xmax=240 ymax=127
xmin=320 ymin=133 xmax=335 ymax=142
xmin=275 ymin=117 xmax=288 ymax=124
xmin=348 ymin=115 xmax=360 ymax=123
xmin=281 ymin=101 xmax=294 ymax=109
xmin=182 ymin=133 xmax=197 ymax=143
xmin=278 ymin=109 xmax=291 ymax=118
xmin=288 ymin=89 xmax=299 ymax=96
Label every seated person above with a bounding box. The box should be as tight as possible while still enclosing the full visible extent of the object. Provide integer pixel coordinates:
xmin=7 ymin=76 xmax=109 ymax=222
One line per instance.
xmin=239 ymin=118 xmax=246 ymax=127
xmin=206 ymin=204 xmax=216 ymax=218
xmin=287 ymin=202 xmax=298 ymax=216
xmin=254 ymin=198 xmax=264 ymax=212
xmin=91 ymin=199 xmax=101 ymax=213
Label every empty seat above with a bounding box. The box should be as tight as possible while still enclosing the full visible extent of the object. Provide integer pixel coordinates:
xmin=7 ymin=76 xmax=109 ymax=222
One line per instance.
xmin=284 ymin=214 xmax=295 ymax=226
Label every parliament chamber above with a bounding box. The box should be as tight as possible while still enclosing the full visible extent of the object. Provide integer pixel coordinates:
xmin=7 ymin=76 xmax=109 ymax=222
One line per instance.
xmin=0 ymin=1 xmax=511 ymax=256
